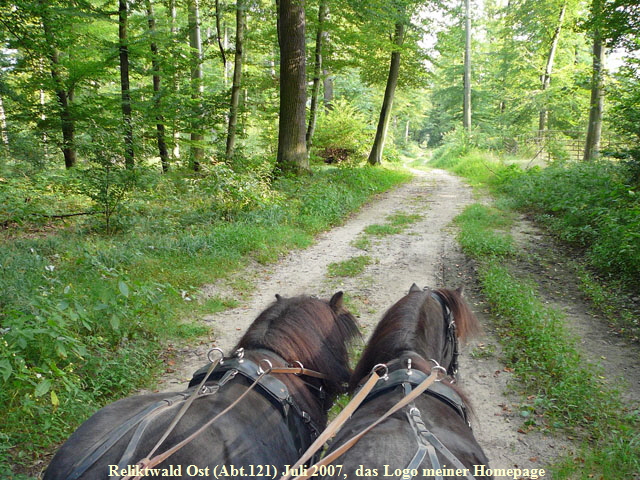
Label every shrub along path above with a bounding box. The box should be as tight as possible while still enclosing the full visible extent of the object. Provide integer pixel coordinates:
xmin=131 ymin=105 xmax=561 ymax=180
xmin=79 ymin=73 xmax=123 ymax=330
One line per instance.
xmin=142 ymin=167 xmax=631 ymax=476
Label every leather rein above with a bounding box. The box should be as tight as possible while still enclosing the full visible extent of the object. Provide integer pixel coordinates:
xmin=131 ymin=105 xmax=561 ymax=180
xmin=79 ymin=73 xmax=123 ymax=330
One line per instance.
xmin=282 ymin=289 xmax=474 ymax=480
xmin=63 ymin=348 xmax=328 ymax=480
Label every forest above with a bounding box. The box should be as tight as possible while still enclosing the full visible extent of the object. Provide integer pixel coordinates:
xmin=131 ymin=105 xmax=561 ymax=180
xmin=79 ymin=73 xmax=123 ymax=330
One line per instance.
xmin=1 ymin=0 xmax=638 ymax=477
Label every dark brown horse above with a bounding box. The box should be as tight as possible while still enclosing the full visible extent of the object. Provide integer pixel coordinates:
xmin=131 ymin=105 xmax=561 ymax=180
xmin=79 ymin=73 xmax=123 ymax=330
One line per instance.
xmin=44 ymin=292 xmax=359 ymax=480
xmin=320 ymin=284 xmax=492 ymax=480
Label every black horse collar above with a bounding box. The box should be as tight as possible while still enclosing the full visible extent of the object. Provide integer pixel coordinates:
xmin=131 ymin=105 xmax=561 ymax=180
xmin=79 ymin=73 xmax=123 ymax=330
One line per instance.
xmin=189 ymin=354 xmax=322 ymax=454
xmin=362 ymin=368 xmax=470 ymax=427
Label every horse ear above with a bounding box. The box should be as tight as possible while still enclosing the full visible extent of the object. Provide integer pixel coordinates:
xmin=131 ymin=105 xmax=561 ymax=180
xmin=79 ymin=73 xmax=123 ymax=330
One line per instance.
xmin=275 ymin=294 xmax=283 ymax=302
xmin=329 ymin=291 xmax=344 ymax=310
xmin=455 ymin=286 xmax=465 ymax=297
xmin=409 ymin=283 xmax=421 ymax=293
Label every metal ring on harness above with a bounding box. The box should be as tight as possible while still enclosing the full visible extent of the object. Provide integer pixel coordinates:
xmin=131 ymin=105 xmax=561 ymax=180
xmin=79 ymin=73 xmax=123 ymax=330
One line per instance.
xmin=372 ymin=363 xmax=389 ymax=381
xmin=207 ymin=347 xmax=224 ymax=364
xmin=292 ymin=360 xmax=304 ymax=374
xmin=429 ymin=359 xmax=448 ymax=382
xmin=257 ymin=358 xmax=273 ymax=375
xmin=235 ymin=347 xmax=245 ymax=362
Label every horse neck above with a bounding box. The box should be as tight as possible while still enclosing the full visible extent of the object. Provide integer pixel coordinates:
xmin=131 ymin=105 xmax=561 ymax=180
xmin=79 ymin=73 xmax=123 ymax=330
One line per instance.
xmin=244 ymin=350 xmax=329 ymax=427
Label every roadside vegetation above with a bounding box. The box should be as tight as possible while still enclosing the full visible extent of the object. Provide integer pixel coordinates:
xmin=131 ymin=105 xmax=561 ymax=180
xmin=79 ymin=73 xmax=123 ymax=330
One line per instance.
xmin=0 ymin=164 xmax=410 ymax=477
xmin=433 ymin=136 xmax=640 ymax=479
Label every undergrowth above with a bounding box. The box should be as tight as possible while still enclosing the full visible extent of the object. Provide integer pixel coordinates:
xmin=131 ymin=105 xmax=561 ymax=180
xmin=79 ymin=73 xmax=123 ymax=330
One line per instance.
xmin=455 ymin=202 xmax=640 ymax=479
xmin=0 ymin=164 xmax=411 ymax=477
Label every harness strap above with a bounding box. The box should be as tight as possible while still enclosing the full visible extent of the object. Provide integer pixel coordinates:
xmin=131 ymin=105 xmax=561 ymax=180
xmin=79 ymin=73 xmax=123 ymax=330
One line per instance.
xmin=123 ymin=366 xmax=271 ymax=480
xmin=279 ymin=369 xmax=382 ymax=480
xmin=287 ymin=369 xmax=442 ymax=480
xmin=65 ymin=394 xmax=188 ymax=480
xmin=403 ymin=380 xmax=476 ymax=480
xmin=402 ymin=382 xmax=429 ymax=480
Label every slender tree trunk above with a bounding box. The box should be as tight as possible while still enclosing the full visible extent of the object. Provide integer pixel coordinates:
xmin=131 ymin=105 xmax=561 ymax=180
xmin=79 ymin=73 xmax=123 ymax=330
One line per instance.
xmin=119 ymin=0 xmax=134 ymax=169
xmin=583 ymin=34 xmax=605 ymax=160
xmin=306 ymin=0 xmax=328 ymax=150
xmin=215 ymin=0 xmax=228 ymax=69
xmin=168 ymin=0 xmax=180 ymax=160
xmin=463 ymin=0 xmax=472 ymax=132
xmin=0 ymin=94 xmax=9 ymax=157
xmin=539 ymin=2 xmax=566 ymax=132
xmin=40 ymin=6 xmax=76 ymax=168
xmin=226 ymin=0 xmax=245 ymax=161
xmin=276 ymin=0 xmax=308 ymax=174
xmin=146 ymin=0 xmax=170 ymax=172
xmin=367 ymin=21 xmax=405 ymax=166
xmin=323 ymin=68 xmax=334 ymax=110
xmin=188 ymin=0 xmax=205 ymax=170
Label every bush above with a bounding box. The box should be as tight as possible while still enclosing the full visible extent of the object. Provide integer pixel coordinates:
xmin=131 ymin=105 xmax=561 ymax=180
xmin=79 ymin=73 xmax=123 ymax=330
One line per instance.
xmin=310 ymin=99 xmax=372 ymax=164
xmin=500 ymin=160 xmax=640 ymax=287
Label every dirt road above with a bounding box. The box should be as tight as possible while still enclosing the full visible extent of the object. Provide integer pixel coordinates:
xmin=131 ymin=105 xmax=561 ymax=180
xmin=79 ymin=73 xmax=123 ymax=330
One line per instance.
xmin=151 ymin=168 xmax=638 ymax=478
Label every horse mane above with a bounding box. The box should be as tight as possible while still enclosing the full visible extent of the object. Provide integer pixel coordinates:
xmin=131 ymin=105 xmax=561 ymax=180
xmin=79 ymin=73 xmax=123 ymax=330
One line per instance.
xmin=432 ymin=287 xmax=482 ymax=341
xmin=234 ymin=293 xmax=360 ymax=401
xmin=350 ymin=286 xmax=480 ymax=391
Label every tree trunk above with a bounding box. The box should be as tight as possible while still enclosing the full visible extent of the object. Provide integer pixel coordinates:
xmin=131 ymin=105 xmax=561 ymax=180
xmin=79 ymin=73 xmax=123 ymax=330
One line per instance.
xmin=40 ymin=6 xmax=76 ymax=168
xmin=188 ymin=0 xmax=205 ymax=170
xmin=463 ymin=0 xmax=472 ymax=132
xmin=367 ymin=21 xmax=405 ymax=166
xmin=146 ymin=0 xmax=170 ymax=172
xmin=276 ymin=0 xmax=308 ymax=174
xmin=323 ymin=68 xmax=334 ymax=110
xmin=168 ymin=0 xmax=181 ymax=160
xmin=538 ymin=2 xmax=566 ymax=132
xmin=583 ymin=0 xmax=605 ymax=161
xmin=306 ymin=0 xmax=328 ymax=151
xmin=119 ymin=0 xmax=134 ymax=169
xmin=0 ymin=93 xmax=9 ymax=157
xmin=225 ymin=0 xmax=245 ymax=161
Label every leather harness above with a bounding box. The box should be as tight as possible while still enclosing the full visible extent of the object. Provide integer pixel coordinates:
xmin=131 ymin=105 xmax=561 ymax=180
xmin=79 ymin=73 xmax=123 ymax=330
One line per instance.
xmin=62 ymin=353 xmax=322 ymax=480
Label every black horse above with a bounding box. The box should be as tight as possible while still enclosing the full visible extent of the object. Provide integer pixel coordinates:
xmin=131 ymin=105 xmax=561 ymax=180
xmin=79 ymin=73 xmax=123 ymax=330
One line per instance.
xmin=320 ymin=284 xmax=492 ymax=480
xmin=44 ymin=292 xmax=359 ymax=480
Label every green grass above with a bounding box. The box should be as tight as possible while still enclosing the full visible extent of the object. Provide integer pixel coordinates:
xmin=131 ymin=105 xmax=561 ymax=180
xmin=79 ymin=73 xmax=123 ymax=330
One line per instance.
xmin=363 ymin=224 xmax=402 ymax=236
xmin=327 ymin=255 xmax=373 ymax=277
xmin=454 ymin=201 xmax=640 ymax=479
xmin=0 ymin=164 xmax=412 ymax=476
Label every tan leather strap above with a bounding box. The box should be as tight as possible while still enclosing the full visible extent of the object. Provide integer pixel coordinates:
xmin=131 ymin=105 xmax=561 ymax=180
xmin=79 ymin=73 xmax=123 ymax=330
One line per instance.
xmin=269 ymin=366 xmax=329 ymax=379
xmin=279 ymin=370 xmax=382 ymax=480
xmin=288 ymin=369 xmax=441 ymax=480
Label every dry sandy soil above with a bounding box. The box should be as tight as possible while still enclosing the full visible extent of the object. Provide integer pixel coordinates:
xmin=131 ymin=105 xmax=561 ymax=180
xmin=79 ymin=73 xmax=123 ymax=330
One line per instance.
xmin=148 ymin=168 xmax=640 ymax=479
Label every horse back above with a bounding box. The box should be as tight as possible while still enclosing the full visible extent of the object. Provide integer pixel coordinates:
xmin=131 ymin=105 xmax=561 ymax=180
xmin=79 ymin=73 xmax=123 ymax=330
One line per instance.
xmin=44 ymin=382 xmax=301 ymax=479
xmin=321 ymin=392 xmax=492 ymax=480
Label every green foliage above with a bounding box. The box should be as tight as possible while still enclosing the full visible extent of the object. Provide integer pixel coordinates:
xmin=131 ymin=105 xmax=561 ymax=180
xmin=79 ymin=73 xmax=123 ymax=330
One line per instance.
xmin=311 ymin=99 xmax=372 ymax=164
xmin=0 ymin=165 xmax=410 ymax=475
xmin=455 ymin=199 xmax=639 ymax=479
xmin=500 ymin=160 xmax=640 ymax=287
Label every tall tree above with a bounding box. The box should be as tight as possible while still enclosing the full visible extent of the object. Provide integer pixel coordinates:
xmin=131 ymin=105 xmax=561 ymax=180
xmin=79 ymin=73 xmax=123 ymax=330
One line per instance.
xmin=225 ymin=0 xmax=245 ymax=160
xmin=538 ymin=2 xmax=567 ymax=132
xmin=276 ymin=0 xmax=308 ymax=174
xmin=306 ymin=0 xmax=329 ymax=150
xmin=39 ymin=1 xmax=76 ymax=168
xmin=463 ymin=0 xmax=472 ymax=132
xmin=188 ymin=0 xmax=205 ymax=170
xmin=145 ymin=0 xmax=169 ymax=172
xmin=119 ymin=0 xmax=134 ymax=168
xmin=583 ymin=0 xmax=605 ymax=161
xmin=368 ymin=18 xmax=405 ymax=165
